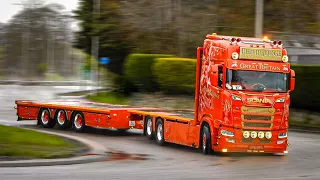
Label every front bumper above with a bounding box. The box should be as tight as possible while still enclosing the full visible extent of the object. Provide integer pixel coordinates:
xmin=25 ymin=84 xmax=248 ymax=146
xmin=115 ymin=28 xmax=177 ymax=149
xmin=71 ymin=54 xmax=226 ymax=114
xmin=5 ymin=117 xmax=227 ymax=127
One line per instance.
xmin=213 ymin=126 xmax=289 ymax=154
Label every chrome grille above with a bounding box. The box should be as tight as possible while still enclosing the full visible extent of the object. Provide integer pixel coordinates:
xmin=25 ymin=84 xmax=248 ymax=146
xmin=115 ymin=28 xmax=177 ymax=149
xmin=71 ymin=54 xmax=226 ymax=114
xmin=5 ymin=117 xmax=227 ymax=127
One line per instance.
xmin=243 ymin=115 xmax=272 ymax=121
xmin=243 ymin=122 xmax=272 ymax=128
xmin=241 ymin=107 xmax=275 ymax=114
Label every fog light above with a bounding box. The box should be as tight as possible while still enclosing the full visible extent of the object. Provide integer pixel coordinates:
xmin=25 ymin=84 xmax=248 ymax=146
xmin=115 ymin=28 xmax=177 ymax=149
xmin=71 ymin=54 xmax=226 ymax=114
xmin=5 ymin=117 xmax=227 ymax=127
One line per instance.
xmin=226 ymin=138 xmax=235 ymax=143
xmin=222 ymin=149 xmax=228 ymax=152
xmin=277 ymin=140 xmax=284 ymax=144
xmin=221 ymin=129 xmax=234 ymax=137
xmin=243 ymin=131 xmax=250 ymax=138
xmin=278 ymin=132 xmax=287 ymax=138
xmin=251 ymin=131 xmax=257 ymax=138
xmin=265 ymin=132 xmax=272 ymax=139
xmin=283 ymin=150 xmax=288 ymax=154
xmin=258 ymin=131 xmax=264 ymax=139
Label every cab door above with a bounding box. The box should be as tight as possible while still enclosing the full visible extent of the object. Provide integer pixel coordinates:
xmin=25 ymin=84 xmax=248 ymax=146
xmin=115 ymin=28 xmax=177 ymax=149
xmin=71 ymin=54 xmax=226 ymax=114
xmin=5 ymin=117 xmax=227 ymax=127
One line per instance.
xmin=209 ymin=65 xmax=223 ymax=122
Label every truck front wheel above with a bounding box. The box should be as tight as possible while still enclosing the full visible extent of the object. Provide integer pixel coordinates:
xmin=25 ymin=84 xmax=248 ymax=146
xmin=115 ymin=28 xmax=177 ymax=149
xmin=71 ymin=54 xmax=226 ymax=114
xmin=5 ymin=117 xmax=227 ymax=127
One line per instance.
xmin=201 ymin=125 xmax=213 ymax=155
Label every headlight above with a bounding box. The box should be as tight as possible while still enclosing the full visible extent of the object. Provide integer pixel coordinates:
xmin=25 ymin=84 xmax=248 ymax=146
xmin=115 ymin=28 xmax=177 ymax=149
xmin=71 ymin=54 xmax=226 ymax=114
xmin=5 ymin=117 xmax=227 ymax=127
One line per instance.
xmin=258 ymin=131 xmax=265 ymax=139
xmin=265 ymin=132 xmax=272 ymax=139
xmin=251 ymin=131 xmax=257 ymax=138
xmin=221 ymin=129 xmax=234 ymax=137
xmin=278 ymin=132 xmax=287 ymax=138
xmin=243 ymin=131 xmax=250 ymax=138
xmin=232 ymin=95 xmax=242 ymax=101
xmin=276 ymin=98 xmax=285 ymax=103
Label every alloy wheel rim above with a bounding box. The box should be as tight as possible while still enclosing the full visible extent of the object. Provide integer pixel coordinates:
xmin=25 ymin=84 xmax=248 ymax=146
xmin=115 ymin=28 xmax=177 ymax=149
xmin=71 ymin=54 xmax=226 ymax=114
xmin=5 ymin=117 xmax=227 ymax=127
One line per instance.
xmin=157 ymin=123 xmax=163 ymax=141
xmin=74 ymin=114 xmax=83 ymax=129
xmin=41 ymin=110 xmax=49 ymax=124
xmin=57 ymin=111 xmax=66 ymax=125
xmin=147 ymin=119 xmax=152 ymax=135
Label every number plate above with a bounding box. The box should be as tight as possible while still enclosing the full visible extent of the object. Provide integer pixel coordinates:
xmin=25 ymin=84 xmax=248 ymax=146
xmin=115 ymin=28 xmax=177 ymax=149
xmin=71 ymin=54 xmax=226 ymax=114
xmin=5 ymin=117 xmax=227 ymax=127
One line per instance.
xmin=129 ymin=121 xmax=135 ymax=126
xmin=248 ymin=145 xmax=264 ymax=150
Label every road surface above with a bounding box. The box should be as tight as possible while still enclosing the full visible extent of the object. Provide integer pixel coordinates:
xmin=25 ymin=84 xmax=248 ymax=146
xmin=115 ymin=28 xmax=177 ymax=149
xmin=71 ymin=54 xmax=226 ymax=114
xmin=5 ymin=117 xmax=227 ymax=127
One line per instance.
xmin=0 ymin=84 xmax=319 ymax=180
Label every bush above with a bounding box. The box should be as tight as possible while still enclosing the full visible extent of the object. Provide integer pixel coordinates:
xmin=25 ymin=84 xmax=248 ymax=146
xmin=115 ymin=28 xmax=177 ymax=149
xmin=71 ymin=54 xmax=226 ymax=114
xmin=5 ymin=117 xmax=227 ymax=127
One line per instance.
xmin=153 ymin=57 xmax=196 ymax=95
xmin=290 ymin=65 xmax=320 ymax=112
xmin=124 ymin=53 xmax=174 ymax=92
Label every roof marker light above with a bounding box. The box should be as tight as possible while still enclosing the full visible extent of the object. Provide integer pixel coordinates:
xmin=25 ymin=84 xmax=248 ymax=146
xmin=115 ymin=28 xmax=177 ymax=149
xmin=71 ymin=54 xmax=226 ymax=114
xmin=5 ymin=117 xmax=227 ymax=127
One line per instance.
xmin=272 ymin=40 xmax=277 ymax=46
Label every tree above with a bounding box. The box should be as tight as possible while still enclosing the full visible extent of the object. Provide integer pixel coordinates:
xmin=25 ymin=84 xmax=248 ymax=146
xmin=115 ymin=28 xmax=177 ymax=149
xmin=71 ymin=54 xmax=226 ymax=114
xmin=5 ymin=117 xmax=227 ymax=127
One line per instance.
xmin=3 ymin=3 xmax=74 ymax=77
xmin=73 ymin=0 xmax=132 ymax=74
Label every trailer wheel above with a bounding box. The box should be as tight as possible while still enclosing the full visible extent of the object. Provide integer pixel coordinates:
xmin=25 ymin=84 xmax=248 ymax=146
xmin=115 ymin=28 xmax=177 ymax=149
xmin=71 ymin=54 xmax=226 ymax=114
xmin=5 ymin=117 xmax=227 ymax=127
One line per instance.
xmin=38 ymin=108 xmax=55 ymax=128
xmin=55 ymin=109 xmax=70 ymax=129
xmin=72 ymin=112 xmax=85 ymax=132
xmin=200 ymin=125 xmax=213 ymax=155
xmin=155 ymin=118 xmax=164 ymax=146
xmin=145 ymin=116 xmax=154 ymax=140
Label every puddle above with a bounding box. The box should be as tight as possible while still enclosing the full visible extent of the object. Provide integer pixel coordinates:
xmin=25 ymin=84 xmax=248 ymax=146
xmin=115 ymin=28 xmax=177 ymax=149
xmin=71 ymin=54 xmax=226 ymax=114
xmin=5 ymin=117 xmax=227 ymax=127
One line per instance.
xmin=104 ymin=151 xmax=152 ymax=161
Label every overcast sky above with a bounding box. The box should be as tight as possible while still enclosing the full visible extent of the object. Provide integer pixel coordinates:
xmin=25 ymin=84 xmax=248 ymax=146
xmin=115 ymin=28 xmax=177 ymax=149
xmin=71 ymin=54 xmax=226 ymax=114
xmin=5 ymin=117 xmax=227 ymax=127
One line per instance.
xmin=0 ymin=0 xmax=79 ymax=23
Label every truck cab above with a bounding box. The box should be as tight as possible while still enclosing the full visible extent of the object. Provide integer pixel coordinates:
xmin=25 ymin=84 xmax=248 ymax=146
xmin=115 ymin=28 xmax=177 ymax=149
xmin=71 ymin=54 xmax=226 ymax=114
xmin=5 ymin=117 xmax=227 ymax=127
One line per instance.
xmin=196 ymin=33 xmax=295 ymax=154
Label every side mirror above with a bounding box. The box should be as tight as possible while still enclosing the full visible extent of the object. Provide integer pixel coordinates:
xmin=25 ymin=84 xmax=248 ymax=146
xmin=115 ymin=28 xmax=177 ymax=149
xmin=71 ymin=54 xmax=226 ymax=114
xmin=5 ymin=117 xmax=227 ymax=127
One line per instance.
xmin=210 ymin=64 xmax=219 ymax=86
xmin=289 ymin=69 xmax=295 ymax=92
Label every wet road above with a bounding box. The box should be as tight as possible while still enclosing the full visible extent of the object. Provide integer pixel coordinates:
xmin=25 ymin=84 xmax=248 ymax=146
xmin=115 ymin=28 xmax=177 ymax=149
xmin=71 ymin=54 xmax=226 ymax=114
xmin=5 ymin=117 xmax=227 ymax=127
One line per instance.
xmin=0 ymin=85 xmax=320 ymax=180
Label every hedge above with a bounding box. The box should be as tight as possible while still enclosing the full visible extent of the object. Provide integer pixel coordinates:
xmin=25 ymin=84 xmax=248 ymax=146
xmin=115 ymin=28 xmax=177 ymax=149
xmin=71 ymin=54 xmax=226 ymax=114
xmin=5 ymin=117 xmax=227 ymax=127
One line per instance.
xmin=124 ymin=53 xmax=174 ymax=92
xmin=122 ymin=53 xmax=320 ymax=112
xmin=152 ymin=57 xmax=196 ymax=95
xmin=290 ymin=65 xmax=320 ymax=112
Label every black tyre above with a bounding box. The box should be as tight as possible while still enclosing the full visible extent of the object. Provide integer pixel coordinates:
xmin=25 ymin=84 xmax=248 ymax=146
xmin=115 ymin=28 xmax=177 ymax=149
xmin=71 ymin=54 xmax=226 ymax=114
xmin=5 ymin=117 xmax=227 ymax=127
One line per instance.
xmin=72 ymin=112 xmax=86 ymax=133
xmin=54 ymin=109 xmax=71 ymax=129
xmin=155 ymin=118 xmax=165 ymax=146
xmin=201 ymin=125 xmax=213 ymax=155
xmin=145 ymin=116 xmax=154 ymax=140
xmin=38 ymin=108 xmax=55 ymax=128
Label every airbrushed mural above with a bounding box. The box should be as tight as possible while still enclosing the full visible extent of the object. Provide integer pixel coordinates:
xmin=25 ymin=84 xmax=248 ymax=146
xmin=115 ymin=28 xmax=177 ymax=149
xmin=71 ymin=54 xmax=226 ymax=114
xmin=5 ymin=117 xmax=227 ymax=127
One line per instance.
xmin=198 ymin=41 xmax=222 ymax=114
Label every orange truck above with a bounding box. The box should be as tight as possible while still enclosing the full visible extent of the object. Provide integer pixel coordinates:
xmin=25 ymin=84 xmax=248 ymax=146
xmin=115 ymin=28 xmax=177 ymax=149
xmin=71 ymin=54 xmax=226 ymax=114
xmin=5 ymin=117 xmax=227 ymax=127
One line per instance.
xmin=15 ymin=33 xmax=295 ymax=154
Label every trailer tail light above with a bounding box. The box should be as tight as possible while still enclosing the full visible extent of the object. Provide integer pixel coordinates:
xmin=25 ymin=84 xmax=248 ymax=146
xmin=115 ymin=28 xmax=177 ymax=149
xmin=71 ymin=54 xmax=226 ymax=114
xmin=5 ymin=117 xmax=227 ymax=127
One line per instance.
xmin=278 ymin=40 xmax=282 ymax=45
xmin=236 ymin=38 xmax=241 ymax=42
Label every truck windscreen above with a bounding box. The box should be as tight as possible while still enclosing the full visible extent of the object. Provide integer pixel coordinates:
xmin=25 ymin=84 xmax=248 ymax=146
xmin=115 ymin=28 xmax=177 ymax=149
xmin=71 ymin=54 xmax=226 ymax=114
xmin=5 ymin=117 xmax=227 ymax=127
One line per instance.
xmin=225 ymin=69 xmax=289 ymax=92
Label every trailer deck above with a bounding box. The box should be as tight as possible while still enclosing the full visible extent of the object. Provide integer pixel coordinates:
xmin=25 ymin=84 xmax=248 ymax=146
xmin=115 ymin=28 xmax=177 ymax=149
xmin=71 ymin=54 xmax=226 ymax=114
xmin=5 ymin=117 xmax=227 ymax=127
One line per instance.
xmin=15 ymin=99 xmax=194 ymax=124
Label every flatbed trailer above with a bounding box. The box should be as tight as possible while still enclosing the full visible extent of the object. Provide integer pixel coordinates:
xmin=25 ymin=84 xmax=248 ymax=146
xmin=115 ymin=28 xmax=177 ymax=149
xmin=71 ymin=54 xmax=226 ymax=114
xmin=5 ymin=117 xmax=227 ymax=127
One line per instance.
xmin=15 ymin=33 xmax=296 ymax=155
xmin=15 ymin=99 xmax=195 ymax=133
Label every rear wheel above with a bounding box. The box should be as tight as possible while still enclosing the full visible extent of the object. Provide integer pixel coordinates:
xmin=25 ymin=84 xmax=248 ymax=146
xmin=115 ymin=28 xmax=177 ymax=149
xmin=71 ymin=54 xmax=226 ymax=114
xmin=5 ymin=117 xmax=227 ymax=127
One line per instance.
xmin=145 ymin=116 xmax=154 ymax=140
xmin=55 ymin=109 xmax=70 ymax=129
xmin=38 ymin=108 xmax=55 ymax=128
xmin=201 ymin=125 xmax=213 ymax=155
xmin=155 ymin=118 xmax=165 ymax=146
xmin=72 ymin=112 xmax=85 ymax=132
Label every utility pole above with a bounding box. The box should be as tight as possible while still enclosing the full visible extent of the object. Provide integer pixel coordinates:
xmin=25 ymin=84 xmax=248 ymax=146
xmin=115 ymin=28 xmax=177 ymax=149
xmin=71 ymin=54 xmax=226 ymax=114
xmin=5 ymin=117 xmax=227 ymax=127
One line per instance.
xmin=255 ymin=0 xmax=264 ymax=38
xmin=91 ymin=0 xmax=100 ymax=92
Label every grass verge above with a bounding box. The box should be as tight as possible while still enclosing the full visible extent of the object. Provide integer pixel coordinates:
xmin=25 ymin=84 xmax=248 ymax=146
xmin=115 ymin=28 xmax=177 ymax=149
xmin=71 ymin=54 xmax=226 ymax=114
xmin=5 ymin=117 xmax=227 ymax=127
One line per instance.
xmin=86 ymin=92 xmax=129 ymax=105
xmin=0 ymin=125 xmax=82 ymax=159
